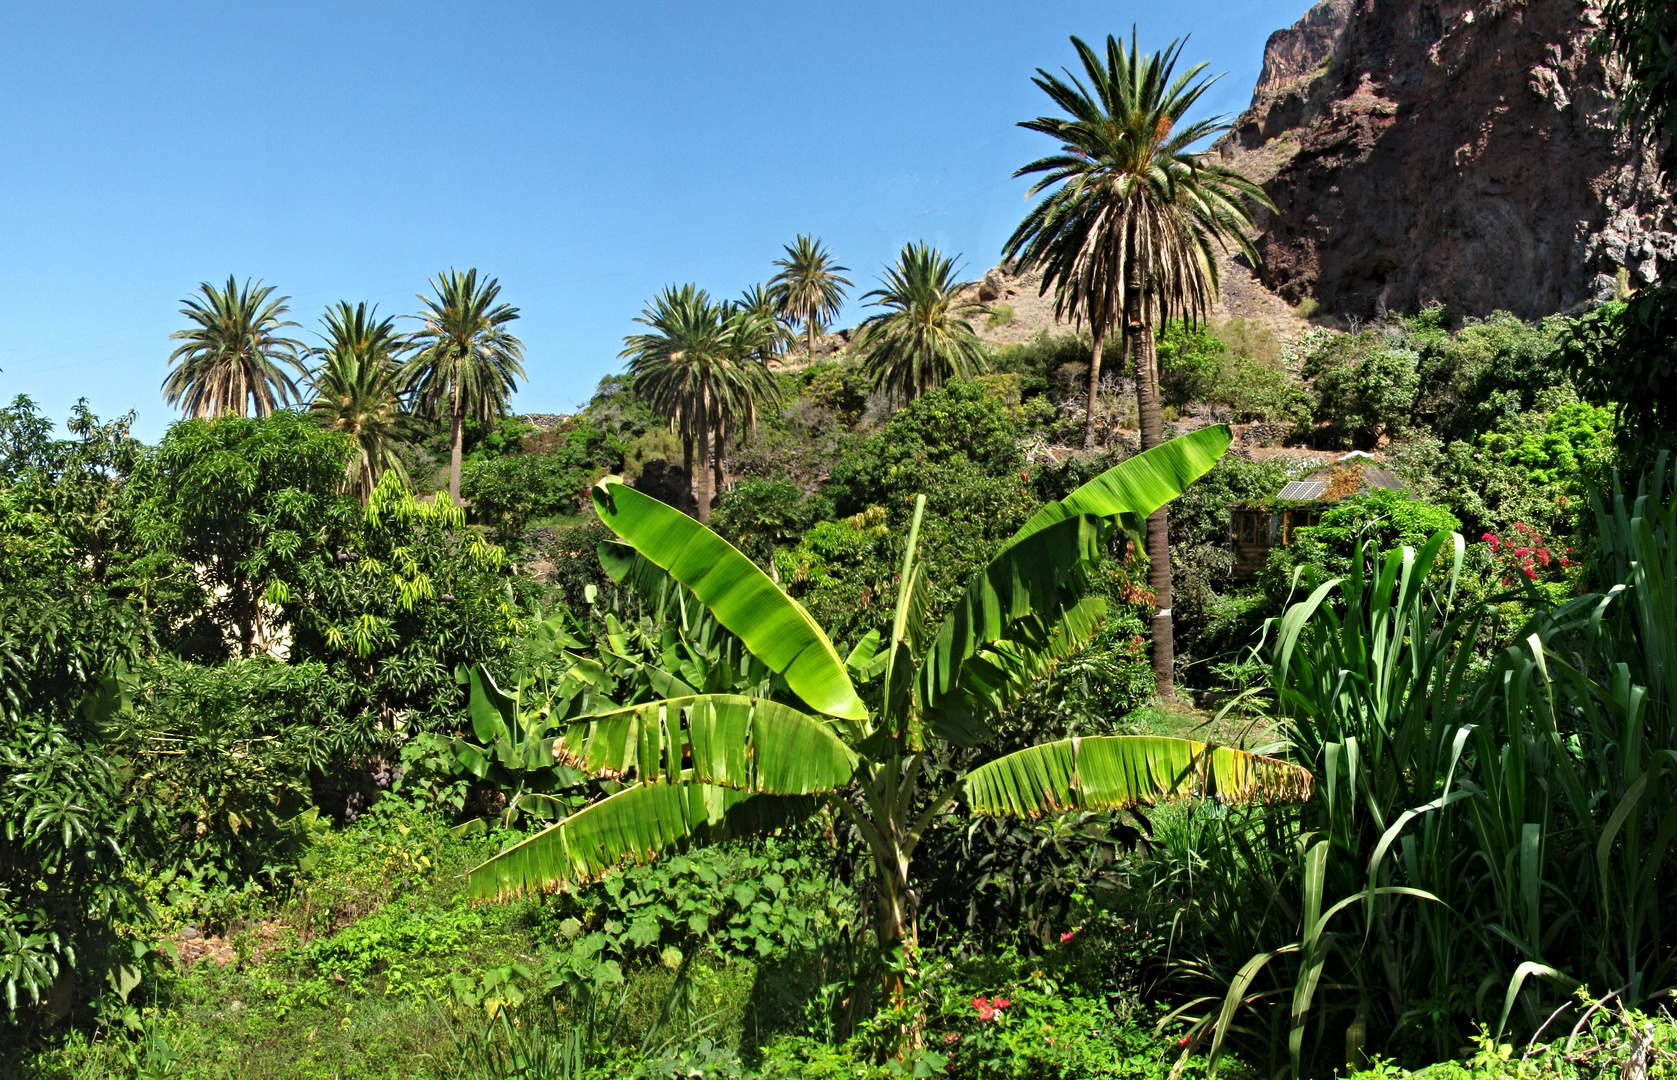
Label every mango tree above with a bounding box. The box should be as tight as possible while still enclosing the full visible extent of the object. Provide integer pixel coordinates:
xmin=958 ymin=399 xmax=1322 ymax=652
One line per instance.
xmin=467 ymin=424 xmax=1313 ymax=997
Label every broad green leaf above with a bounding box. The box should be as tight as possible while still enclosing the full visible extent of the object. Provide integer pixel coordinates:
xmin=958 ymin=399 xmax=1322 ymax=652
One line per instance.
xmin=921 ymin=514 xmax=1103 ymax=707
xmin=552 ymin=694 xmax=856 ymax=795
xmin=592 ymin=479 xmax=866 ymax=721
xmin=1007 ymin=425 xmax=1232 ymax=548
xmin=467 ymin=779 xmax=821 ymax=898
xmin=927 ymin=595 xmax=1109 ymax=747
xmin=962 ymin=735 xmax=1314 ymax=817
xmin=469 ymin=665 xmax=515 ymax=744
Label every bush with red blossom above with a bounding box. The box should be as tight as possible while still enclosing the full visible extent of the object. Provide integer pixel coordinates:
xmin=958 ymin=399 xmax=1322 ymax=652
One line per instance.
xmin=1480 ymin=521 xmax=1575 ymax=589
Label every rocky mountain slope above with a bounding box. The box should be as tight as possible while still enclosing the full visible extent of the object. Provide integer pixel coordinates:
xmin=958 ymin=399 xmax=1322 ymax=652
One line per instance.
xmin=1221 ymin=0 xmax=1675 ymax=320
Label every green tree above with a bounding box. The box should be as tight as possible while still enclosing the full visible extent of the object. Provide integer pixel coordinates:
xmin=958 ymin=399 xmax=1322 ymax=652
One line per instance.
xmin=308 ymin=301 xmax=413 ymax=504
xmin=769 ymin=235 xmax=851 ymax=364
xmin=623 ymin=286 xmax=779 ymax=522
xmin=467 ymin=425 xmax=1312 ymax=1016
xmin=162 ymin=276 xmax=306 ymax=419
xmin=857 ymin=242 xmax=991 ymax=403
xmin=134 ymin=412 xmax=355 ymax=657
xmin=403 ymin=269 xmax=526 ymax=503
xmin=1005 ymin=31 xmax=1273 ymax=698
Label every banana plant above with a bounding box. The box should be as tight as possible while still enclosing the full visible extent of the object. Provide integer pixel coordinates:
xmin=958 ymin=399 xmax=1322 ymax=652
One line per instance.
xmin=467 ymin=424 xmax=1314 ymax=998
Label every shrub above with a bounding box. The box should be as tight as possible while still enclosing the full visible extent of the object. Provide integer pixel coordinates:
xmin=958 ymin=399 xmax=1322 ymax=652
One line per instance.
xmin=1300 ymin=327 xmax=1421 ymax=448
xmin=1268 ymin=488 xmax=1461 ymax=587
xmin=711 ymin=479 xmax=832 ymax=569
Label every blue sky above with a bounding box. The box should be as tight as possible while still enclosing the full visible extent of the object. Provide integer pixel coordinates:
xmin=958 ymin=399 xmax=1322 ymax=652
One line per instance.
xmin=0 ymin=0 xmax=1313 ymax=441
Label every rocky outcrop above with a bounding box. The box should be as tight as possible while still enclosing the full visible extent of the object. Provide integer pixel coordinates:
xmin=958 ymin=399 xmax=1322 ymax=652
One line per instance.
xmin=1220 ymin=0 xmax=1676 ymax=319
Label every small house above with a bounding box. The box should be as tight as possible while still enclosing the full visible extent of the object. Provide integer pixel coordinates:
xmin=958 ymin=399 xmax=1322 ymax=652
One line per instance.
xmin=1229 ymin=453 xmax=1404 ymax=580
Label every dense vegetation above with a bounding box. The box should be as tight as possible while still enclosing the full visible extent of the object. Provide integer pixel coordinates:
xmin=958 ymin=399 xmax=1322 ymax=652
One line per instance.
xmin=7 ymin=13 xmax=1677 ymax=1080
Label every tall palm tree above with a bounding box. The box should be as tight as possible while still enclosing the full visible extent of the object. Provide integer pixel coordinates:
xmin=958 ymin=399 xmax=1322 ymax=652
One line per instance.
xmin=858 ymin=242 xmax=991 ymax=403
xmin=622 ymin=285 xmax=733 ymax=522
xmin=714 ymin=298 xmax=786 ymax=479
xmin=402 ymin=269 xmax=526 ymax=502
xmin=1004 ymin=31 xmax=1272 ymax=699
xmin=162 ymin=276 xmax=306 ymax=418
xmin=769 ymin=235 xmax=851 ymax=364
xmin=308 ymin=301 xmax=412 ymax=504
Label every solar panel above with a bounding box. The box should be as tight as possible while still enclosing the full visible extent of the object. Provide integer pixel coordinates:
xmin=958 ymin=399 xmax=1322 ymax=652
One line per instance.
xmin=1276 ymin=480 xmax=1328 ymax=500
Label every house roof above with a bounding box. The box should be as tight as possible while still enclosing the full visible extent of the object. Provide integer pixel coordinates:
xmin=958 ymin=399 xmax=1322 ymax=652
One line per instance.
xmin=1265 ymin=454 xmax=1405 ymax=503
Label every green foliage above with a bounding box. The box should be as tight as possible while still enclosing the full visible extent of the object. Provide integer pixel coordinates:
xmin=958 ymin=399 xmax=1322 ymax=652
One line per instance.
xmin=1269 ymin=488 xmax=1461 ymax=587
xmin=287 ymin=474 xmax=516 ymax=735
xmin=711 ymin=480 xmax=831 ymax=569
xmin=463 ymin=447 xmax=603 ymax=541
xmin=532 ymin=840 xmax=853 ymax=982
xmin=1299 ymin=327 xmax=1420 ymax=448
xmin=1410 ymin=310 xmax=1569 ymax=443
xmin=0 ymin=716 xmax=140 ymax=1019
xmin=135 ymin=412 xmax=356 ymax=658
xmin=120 ymin=658 xmax=350 ymax=894
xmin=1480 ymin=396 xmax=1614 ymax=488
xmin=1562 ymin=286 xmax=1677 ymax=454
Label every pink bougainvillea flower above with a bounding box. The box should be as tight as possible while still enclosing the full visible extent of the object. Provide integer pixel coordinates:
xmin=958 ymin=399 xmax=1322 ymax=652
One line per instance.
xmin=1060 ymin=929 xmax=1077 ymax=943
xmin=1523 ymin=567 xmax=1537 ymax=580
xmin=993 ymin=998 xmax=1011 ymax=1010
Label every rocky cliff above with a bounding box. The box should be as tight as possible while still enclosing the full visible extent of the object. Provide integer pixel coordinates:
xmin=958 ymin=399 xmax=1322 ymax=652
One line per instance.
xmin=1219 ymin=0 xmax=1675 ymax=319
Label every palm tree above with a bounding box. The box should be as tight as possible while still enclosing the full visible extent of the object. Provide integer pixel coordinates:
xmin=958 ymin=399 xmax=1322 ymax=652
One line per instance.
xmin=162 ymin=276 xmax=306 ymax=418
xmin=858 ymin=242 xmax=991 ymax=402
xmin=466 ymin=426 xmax=1313 ymax=1015
xmin=713 ymin=299 xmax=786 ymax=483
xmin=402 ymin=269 xmax=526 ymax=503
xmin=769 ymin=235 xmax=851 ymax=364
xmin=622 ymin=285 xmax=731 ymax=522
xmin=737 ymin=283 xmax=796 ymax=362
xmin=308 ymin=301 xmax=412 ymax=504
xmin=1004 ymin=31 xmax=1272 ymax=699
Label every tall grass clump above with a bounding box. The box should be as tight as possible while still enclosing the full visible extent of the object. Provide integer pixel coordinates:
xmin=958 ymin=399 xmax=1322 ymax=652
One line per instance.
xmin=1161 ymin=455 xmax=1677 ymax=1078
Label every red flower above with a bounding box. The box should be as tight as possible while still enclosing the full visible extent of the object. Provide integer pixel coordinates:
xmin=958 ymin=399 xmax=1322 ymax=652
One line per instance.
xmin=1060 ymin=929 xmax=1077 ymax=943
xmin=1178 ymin=1036 xmax=1191 ymax=1047
xmin=1523 ymin=567 xmax=1537 ymax=580
xmin=1559 ymin=556 xmax=1571 ymax=568
xmin=993 ymin=998 xmax=1011 ymax=1010
xmin=973 ymin=997 xmax=997 ymax=1021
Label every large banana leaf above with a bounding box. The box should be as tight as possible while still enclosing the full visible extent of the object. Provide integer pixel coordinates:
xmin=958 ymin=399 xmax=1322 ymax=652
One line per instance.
xmin=551 ymin=694 xmax=856 ymax=794
xmin=927 ymin=595 xmax=1109 ymax=747
xmin=592 ymin=478 xmax=867 ymax=721
xmin=962 ymin=735 xmax=1314 ymax=817
xmin=1007 ymin=424 xmax=1232 ymax=548
xmin=921 ymin=513 xmax=1103 ymax=708
xmin=467 ymin=779 xmax=820 ymax=898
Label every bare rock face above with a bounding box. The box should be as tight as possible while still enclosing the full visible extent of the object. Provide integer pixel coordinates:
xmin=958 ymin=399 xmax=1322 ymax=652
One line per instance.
xmin=1221 ymin=0 xmax=1676 ymax=319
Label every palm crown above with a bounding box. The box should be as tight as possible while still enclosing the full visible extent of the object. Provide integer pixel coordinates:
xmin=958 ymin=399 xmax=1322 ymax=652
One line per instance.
xmin=769 ymin=235 xmax=852 ymax=363
xmin=308 ymin=301 xmax=412 ymax=503
xmin=1004 ymin=32 xmax=1268 ymax=340
xmin=858 ymin=242 xmax=991 ymax=402
xmin=403 ymin=269 xmax=525 ymax=501
xmin=162 ymin=276 xmax=306 ymax=419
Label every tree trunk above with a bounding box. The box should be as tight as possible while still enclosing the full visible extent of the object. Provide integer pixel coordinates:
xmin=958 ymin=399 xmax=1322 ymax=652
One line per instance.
xmin=1082 ymin=323 xmax=1107 ymax=451
xmin=712 ymin=419 xmax=726 ymax=503
xmin=448 ymin=408 xmax=464 ymax=504
xmin=807 ymin=318 xmax=817 ymax=366
xmin=695 ymin=387 xmax=712 ymax=523
xmin=1128 ymin=290 xmax=1175 ymax=700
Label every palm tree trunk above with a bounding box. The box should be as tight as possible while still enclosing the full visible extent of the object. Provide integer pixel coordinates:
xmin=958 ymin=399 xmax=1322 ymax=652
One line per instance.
xmin=1082 ymin=323 xmax=1107 ymax=451
xmin=695 ymin=387 xmax=712 ymax=523
xmin=448 ymin=408 xmax=464 ymax=503
xmin=712 ymin=418 xmax=726 ymax=502
xmin=1128 ymin=286 xmax=1175 ymax=700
